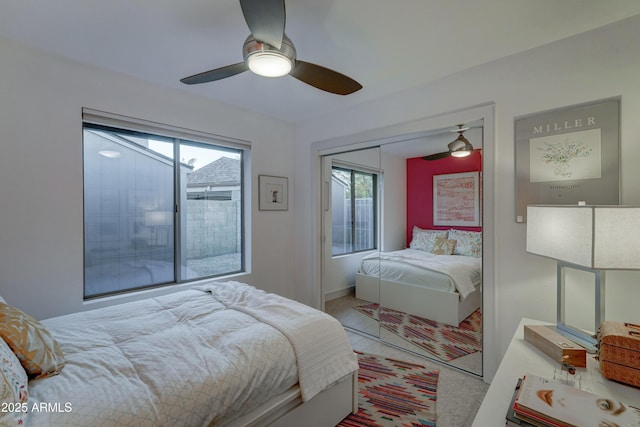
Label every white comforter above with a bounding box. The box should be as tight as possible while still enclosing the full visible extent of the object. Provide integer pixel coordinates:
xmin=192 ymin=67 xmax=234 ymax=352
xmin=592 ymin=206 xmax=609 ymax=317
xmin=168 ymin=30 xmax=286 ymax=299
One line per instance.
xmin=198 ymin=281 xmax=358 ymax=402
xmin=359 ymin=249 xmax=481 ymax=299
xmin=26 ymin=282 xmax=357 ymax=427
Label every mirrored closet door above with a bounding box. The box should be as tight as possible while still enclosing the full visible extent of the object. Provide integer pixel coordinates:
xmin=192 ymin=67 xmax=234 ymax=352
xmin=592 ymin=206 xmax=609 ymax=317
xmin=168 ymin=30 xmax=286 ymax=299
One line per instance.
xmin=376 ymin=123 xmax=483 ymax=377
xmin=322 ymin=120 xmax=484 ymax=377
xmin=322 ymin=147 xmax=381 ymax=338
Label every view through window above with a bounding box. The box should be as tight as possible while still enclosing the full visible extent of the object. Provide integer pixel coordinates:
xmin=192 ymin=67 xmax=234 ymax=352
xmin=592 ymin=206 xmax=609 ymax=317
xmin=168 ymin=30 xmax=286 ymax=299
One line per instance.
xmin=331 ymin=166 xmax=377 ymax=255
xmin=83 ymin=123 xmax=244 ymax=298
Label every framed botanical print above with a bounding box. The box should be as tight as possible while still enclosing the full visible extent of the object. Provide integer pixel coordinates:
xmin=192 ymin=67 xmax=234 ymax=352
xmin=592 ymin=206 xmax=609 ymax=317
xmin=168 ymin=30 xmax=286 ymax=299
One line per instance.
xmin=515 ymin=98 xmax=620 ymax=222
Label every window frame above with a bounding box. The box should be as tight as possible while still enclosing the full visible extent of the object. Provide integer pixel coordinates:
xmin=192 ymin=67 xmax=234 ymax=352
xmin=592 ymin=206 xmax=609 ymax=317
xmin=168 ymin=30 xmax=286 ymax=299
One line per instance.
xmin=81 ymin=109 xmax=250 ymax=299
xmin=330 ymin=165 xmax=378 ymax=256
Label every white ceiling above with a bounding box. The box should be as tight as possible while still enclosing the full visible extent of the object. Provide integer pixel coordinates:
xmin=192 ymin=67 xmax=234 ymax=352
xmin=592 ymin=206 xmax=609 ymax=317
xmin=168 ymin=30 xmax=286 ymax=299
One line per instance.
xmin=2 ymin=1 xmax=639 ymax=124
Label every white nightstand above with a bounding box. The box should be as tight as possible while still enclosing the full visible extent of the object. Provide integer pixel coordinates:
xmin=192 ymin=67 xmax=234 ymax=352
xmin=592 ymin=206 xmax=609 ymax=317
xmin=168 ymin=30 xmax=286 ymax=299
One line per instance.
xmin=472 ymin=318 xmax=640 ymax=426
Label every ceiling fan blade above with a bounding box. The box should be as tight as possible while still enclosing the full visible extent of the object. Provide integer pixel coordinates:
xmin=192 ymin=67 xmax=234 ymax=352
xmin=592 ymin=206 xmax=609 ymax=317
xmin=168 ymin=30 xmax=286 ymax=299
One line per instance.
xmin=180 ymin=62 xmax=248 ymax=85
xmin=422 ymin=151 xmax=451 ymax=161
xmin=290 ymin=60 xmax=362 ymax=95
xmin=239 ymin=0 xmax=285 ymax=49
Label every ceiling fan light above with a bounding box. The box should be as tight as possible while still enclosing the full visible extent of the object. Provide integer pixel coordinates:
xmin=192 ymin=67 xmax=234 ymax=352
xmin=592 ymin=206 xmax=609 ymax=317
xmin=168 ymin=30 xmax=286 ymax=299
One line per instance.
xmin=247 ymin=51 xmax=292 ymax=77
xmin=243 ymin=34 xmax=296 ymax=78
xmin=451 ymin=148 xmax=472 ymax=158
xmin=448 ymin=131 xmax=473 ymax=158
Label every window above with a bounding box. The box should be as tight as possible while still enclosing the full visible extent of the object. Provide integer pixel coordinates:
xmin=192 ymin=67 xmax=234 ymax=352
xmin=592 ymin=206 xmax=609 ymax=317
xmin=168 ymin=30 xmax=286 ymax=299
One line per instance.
xmin=331 ymin=166 xmax=377 ymax=256
xmin=82 ymin=112 xmax=248 ymax=298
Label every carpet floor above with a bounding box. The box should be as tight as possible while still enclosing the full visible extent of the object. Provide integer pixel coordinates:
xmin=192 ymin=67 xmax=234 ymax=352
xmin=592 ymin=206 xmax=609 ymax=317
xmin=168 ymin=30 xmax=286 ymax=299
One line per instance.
xmin=353 ymin=303 xmax=482 ymax=362
xmin=338 ymin=352 xmax=439 ymax=427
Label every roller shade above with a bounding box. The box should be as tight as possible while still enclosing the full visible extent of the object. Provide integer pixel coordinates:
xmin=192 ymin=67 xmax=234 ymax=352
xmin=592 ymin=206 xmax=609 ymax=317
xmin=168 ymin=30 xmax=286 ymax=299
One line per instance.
xmin=82 ymin=108 xmax=251 ymax=150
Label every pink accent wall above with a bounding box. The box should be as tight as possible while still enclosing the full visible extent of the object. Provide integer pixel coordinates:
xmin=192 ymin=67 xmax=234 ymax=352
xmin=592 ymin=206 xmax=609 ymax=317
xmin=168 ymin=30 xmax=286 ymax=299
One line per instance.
xmin=406 ymin=151 xmax=482 ymax=246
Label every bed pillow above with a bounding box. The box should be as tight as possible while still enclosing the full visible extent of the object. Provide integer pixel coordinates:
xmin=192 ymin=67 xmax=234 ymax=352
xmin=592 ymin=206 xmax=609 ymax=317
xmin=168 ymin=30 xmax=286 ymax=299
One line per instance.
xmin=448 ymin=229 xmax=482 ymax=257
xmin=0 ymin=302 xmax=65 ymax=379
xmin=1 ymin=337 xmax=28 ymax=426
xmin=431 ymin=236 xmax=456 ymax=255
xmin=409 ymin=227 xmax=448 ymax=252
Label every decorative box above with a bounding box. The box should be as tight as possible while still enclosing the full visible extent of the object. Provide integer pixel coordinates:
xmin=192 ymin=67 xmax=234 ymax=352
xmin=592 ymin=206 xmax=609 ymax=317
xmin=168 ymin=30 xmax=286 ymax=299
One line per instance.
xmin=596 ymin=321 xmax=640 ymax=388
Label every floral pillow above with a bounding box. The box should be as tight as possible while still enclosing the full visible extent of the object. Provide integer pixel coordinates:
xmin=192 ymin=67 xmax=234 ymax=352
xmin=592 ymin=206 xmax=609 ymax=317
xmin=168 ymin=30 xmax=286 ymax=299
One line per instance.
xmin=409 ymin=227 xmax=448 ymax=252
xmin=448 ymin=229 xmax=482 ymax=257
xmin=0 ymin=302 xmax=65 ymax=379
xmin=1 ymin=337 xmax=28 ymax=426
xmin=431 ymin=236 xmax=456 ymax=255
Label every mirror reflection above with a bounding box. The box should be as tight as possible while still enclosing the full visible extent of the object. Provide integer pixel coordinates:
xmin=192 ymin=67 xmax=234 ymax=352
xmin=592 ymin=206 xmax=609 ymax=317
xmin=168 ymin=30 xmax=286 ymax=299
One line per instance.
xmin=324 ymin=120 xmax=484 ymax=376
xmin=323 ymin=147 xmax=381 ymax=338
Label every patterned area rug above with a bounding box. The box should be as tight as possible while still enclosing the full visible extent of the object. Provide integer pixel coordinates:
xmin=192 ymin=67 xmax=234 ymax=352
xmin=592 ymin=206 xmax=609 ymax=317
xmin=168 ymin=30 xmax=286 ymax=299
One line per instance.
xmin=353 ymin=303 xmax=482 ymax=362
xmin=338 ymin=352 xmax=439 ymax=427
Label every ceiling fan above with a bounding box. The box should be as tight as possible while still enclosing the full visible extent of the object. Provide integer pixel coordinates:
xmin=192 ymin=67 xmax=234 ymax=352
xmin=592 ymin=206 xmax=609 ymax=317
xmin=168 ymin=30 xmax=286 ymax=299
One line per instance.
xmin=422 ymin=125 xmax=475 ymax=161
xmin=180 ymin=0 xmax=362 ymax=95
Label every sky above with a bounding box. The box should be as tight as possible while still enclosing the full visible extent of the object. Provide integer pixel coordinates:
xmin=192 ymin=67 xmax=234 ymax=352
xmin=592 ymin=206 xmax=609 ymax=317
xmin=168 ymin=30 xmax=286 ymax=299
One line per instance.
xmin=149 ymin=139 xmax=241 ymax=170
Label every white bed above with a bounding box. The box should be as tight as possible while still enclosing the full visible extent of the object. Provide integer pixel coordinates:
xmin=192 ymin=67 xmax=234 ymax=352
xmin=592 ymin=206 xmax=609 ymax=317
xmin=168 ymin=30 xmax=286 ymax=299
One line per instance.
xmin=355 ymin=248 xmax=482 ymax=326
xmin=3 ymin=281 xmax=358 ymax=427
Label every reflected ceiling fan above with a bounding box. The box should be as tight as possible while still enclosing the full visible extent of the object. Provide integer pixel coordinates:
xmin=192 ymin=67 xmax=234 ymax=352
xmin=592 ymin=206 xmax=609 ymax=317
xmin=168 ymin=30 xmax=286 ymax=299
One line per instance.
xmin=422 ymin=125 xmax=475 ymax=161
xmin=180 ymin=0 xmax=362 ymax=95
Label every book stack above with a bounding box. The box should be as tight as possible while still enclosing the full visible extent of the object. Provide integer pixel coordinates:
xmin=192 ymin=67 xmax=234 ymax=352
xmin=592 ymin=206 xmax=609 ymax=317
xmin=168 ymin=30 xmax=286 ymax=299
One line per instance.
xmin=506 ymin=374 xmax=640 ymax=427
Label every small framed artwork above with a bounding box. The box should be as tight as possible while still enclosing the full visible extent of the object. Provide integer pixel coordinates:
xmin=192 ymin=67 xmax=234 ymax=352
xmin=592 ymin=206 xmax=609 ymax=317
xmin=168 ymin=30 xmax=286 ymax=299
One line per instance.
xmin=515 ymin=98 xmax=620 ymax=222
xmin=433 ymin=171 xmax=480 ymax=226
xmin=259 ymin=175 xmax=288 ymax=211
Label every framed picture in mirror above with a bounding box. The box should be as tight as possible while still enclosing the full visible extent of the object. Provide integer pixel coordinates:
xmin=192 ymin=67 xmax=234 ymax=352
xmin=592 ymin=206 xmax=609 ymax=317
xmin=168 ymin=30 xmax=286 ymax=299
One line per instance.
xmin=433 ymin=171 xmax=480 ymax=226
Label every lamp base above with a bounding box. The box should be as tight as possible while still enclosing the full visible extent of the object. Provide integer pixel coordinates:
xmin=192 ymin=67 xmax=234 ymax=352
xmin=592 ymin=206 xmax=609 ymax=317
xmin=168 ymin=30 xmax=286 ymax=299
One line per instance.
xmin=556 ymin=323 xmax=597 ymax=353
xmin=556 ymin=262 xmax=604 ymax=355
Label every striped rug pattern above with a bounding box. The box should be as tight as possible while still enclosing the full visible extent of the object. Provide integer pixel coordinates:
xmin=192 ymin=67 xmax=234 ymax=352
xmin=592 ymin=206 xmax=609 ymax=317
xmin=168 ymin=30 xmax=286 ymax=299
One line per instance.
xmin=353 ymin=303 xmax=482 ymax=362
xmin=338 ymin=352 xmax=439 ymax=427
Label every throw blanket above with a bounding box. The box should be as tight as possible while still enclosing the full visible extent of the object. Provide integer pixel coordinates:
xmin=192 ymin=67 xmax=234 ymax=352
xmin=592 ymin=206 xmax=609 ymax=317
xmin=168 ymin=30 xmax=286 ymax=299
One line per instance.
xmin=198 ymin=281 xmax=359 ymax=401
xmin=363 ymin=249 xmax=481 ymax=299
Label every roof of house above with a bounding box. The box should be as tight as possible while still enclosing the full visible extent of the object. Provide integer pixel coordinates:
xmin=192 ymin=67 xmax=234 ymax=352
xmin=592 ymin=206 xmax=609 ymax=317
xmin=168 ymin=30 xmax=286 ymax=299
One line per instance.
xmin=186 ymin=157 xmax=240 ymax=187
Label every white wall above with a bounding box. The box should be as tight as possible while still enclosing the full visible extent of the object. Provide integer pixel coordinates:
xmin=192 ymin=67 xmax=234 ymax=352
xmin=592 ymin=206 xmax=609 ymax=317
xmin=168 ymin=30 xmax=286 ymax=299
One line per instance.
xmin=0 ymin=39 xmax=296 ymax=319
xmin=292 ymin=14 xmax=640 ymax=371
xmin=380 ymin=151 xmax=406 ymax=252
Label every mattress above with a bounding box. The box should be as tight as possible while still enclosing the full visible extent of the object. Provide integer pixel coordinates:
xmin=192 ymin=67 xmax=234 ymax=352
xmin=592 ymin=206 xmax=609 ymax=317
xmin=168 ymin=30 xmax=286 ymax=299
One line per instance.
xmin=359 ymin=248 xmax=481 ymax=299
xmin=26 ymin=281 xmax=358 ymax=427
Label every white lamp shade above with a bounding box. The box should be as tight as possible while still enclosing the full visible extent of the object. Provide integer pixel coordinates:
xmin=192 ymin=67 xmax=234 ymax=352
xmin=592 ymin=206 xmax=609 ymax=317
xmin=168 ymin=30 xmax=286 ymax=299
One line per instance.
xmin=593 ymin=207 xmax=640 ymax=268
xmin=526 ymin=205 xmax=640 ymax=269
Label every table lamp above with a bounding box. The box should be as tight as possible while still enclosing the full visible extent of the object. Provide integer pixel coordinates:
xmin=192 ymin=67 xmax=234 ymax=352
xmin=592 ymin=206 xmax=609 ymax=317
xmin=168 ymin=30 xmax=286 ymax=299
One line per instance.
xmin=526 ymin=204 xmax=640 ymax=352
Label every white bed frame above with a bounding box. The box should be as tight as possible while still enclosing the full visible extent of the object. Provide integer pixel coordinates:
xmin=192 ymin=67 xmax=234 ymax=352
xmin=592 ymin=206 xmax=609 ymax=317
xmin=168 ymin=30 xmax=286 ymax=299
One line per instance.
xmin=355 ymin=272 xmax=481 ymax=327
xmin=226 ymin=372 xmax=358 ymax=427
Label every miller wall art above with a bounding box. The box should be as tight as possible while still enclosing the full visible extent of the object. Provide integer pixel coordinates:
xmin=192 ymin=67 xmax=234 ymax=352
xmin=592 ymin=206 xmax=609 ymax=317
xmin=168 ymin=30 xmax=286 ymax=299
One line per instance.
xmin=515 ymin=98 xmax=620 ymax=222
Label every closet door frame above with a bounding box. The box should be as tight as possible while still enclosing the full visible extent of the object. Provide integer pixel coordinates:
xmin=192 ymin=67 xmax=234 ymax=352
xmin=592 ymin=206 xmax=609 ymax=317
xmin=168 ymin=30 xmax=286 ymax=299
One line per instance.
xmin=312 ymin=103 xmax=497 ymax=382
